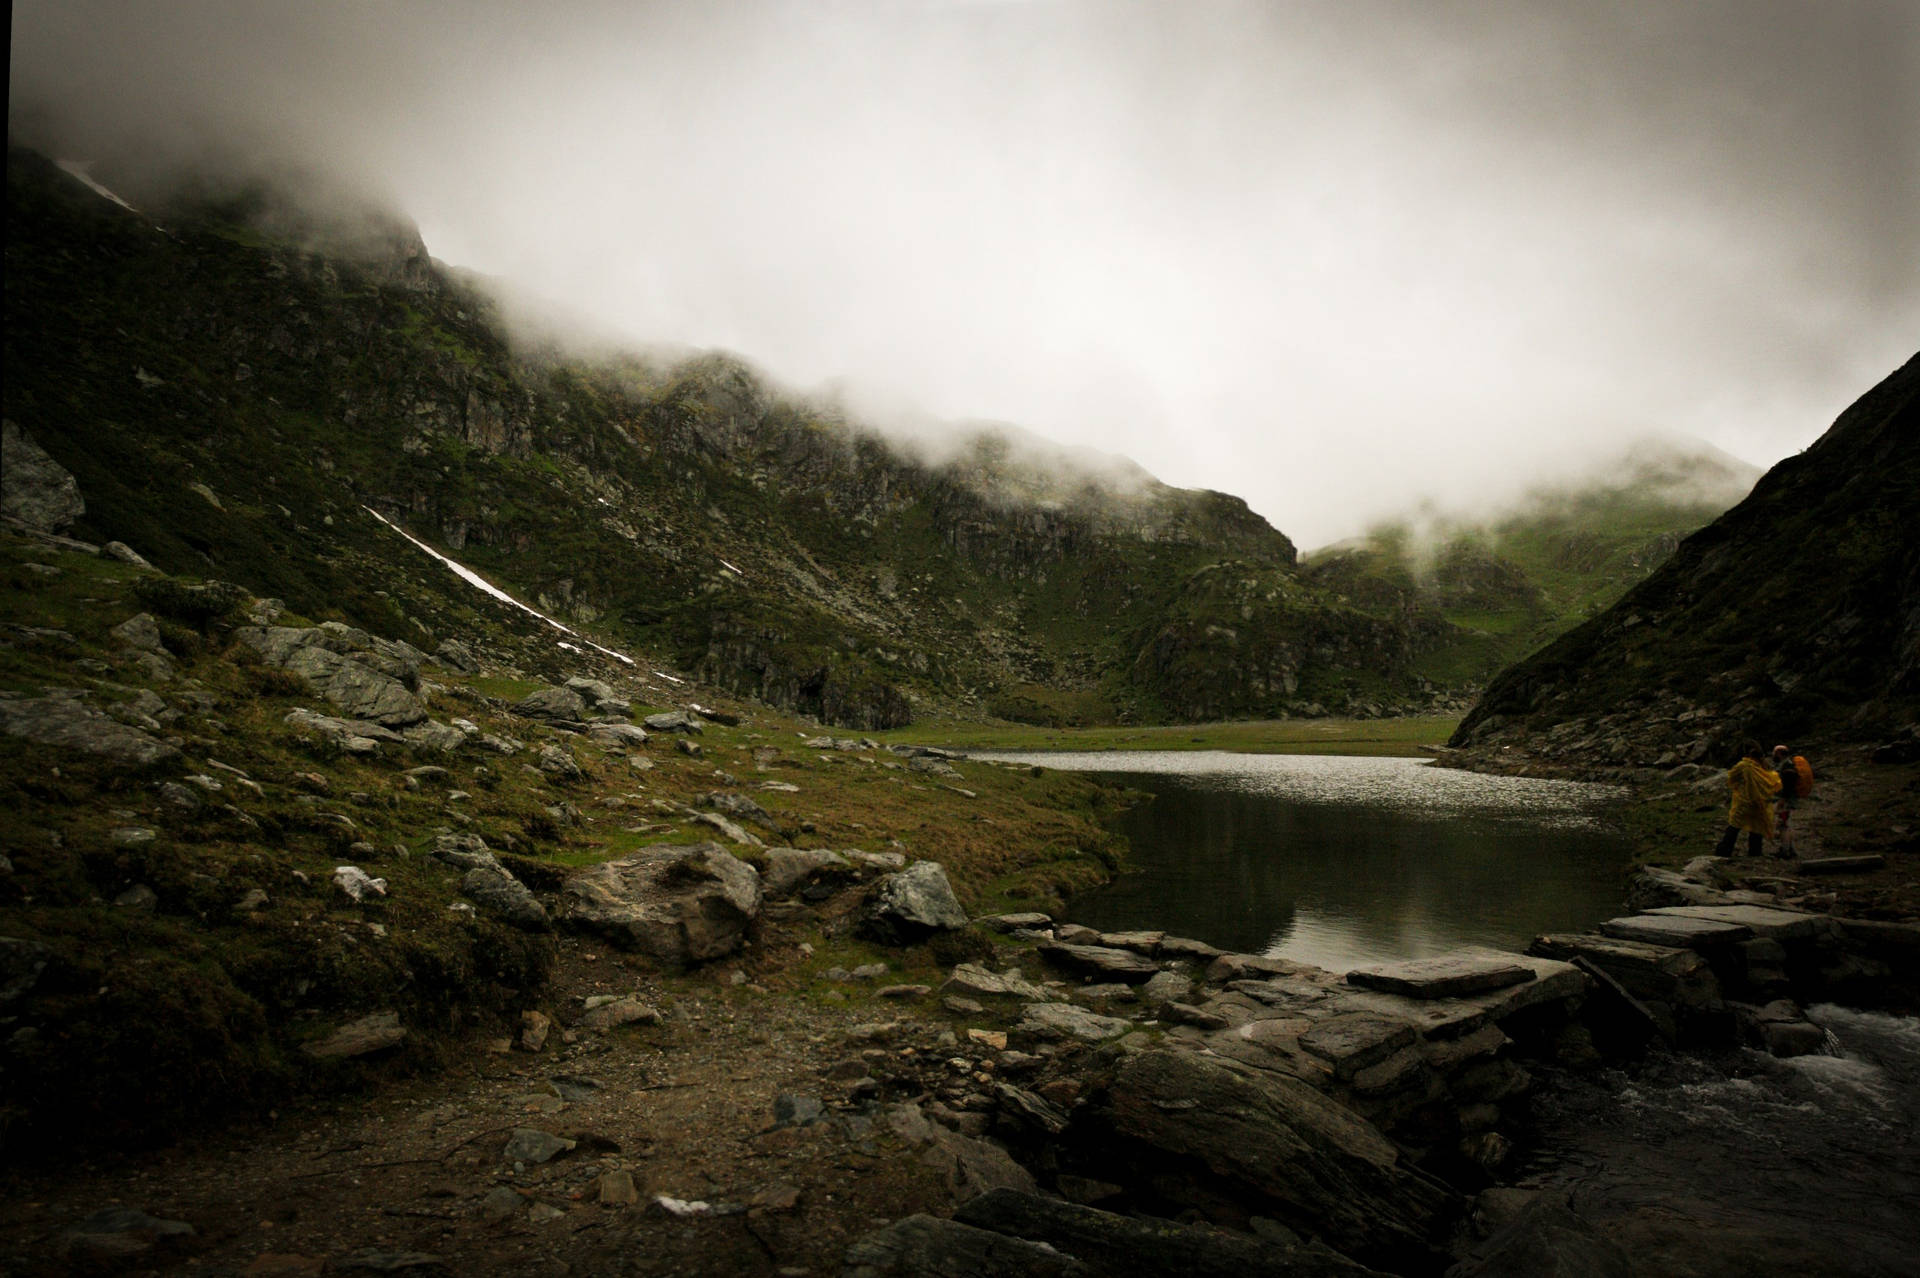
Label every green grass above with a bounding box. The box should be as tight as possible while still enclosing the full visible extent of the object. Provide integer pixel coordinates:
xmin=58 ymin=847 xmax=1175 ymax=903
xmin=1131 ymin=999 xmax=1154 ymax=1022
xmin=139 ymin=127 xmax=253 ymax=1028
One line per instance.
xmin=876 ymin=714 xmax=1462 ymax=757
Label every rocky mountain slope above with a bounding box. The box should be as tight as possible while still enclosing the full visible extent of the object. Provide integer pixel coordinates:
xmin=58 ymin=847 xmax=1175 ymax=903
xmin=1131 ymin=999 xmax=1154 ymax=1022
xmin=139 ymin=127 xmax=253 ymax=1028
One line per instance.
xmin=1451 ymin=351 xmax=1920 ymax=765
xmin=10 ymin=146 xmax=1455 ymax=731
xmin=1306 ymin=438 xmax=1761 ymax=686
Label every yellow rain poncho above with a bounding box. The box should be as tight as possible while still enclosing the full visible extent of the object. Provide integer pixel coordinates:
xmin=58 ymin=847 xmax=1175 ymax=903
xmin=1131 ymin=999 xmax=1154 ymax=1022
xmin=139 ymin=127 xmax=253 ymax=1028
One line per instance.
xmin=1726 ymin=756 xmax=1781 ymax=837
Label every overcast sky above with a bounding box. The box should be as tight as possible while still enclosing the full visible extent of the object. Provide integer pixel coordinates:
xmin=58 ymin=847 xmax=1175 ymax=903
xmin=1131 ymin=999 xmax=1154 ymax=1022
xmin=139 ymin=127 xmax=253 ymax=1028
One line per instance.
xmin=11 ymin=1 xmax=1918 ymax=547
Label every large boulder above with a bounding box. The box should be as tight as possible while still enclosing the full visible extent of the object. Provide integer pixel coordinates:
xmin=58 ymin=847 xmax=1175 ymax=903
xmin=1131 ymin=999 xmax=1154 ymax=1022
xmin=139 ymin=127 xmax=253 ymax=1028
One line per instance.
xmin=237 ymin=625 xmax=427 ymax=727
xmin=1075 ymin=1048 xmax=1458 ymax=1273
xmin=462 ymin=867 xmax=548 ymax=931
xmin=856 ymin=861 xmax=970 ymax=944
xmin=559 ymin=842 xmax=761 ymax=966
xmin=1 ymin=420 xmax=84 ymax=532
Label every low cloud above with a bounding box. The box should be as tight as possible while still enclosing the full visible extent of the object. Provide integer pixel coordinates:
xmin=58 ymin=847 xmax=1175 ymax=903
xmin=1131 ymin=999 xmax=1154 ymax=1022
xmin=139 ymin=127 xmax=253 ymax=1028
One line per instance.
xmin=11 ymin=0 xmax=1916 ymax=548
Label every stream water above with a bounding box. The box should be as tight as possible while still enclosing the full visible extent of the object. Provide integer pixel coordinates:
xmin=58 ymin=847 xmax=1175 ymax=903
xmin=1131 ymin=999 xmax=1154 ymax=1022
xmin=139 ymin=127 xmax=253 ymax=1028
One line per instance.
xmin=974 ymin=750 xmax=1630 ymax=968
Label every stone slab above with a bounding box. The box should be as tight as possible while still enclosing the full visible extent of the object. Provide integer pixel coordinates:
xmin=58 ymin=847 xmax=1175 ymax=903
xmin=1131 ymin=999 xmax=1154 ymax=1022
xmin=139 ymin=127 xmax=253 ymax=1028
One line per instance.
xmin=1598 ymin=914 xmax=1753 ymax=949
xmin=1795 ymin=855 xmax=1886 ymax=875
xmin=1335 ymin=955 xmax=1586 ymax=1041
xmin=1641 ymin=905 xmax=1823 ymax=942
xmin=1344 ymin=948 xmax=1536 ymax=1000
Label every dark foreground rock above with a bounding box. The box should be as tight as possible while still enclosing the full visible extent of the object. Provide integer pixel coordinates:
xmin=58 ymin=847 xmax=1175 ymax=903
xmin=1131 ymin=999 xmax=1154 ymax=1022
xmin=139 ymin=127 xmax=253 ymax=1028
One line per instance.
xmin=840 ymin=1215 xmax=1088 ymax=1278
xmin=1071 ymin=1048 xmax=1458 ymax=1273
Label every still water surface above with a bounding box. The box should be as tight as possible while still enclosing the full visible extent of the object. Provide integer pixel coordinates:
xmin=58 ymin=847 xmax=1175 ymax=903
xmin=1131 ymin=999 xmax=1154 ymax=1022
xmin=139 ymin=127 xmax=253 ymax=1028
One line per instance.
xmin=977 ymin=751 xmax=1630 ymax=970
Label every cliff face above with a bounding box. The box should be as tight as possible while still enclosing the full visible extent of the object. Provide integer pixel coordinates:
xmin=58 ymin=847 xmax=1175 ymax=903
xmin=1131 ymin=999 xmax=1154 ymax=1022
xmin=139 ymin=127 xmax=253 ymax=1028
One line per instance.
xmin=6 ymin=147 xmax=1472 ymax=727
xmin=1452 ymin=352 xmax=1920 ymax=762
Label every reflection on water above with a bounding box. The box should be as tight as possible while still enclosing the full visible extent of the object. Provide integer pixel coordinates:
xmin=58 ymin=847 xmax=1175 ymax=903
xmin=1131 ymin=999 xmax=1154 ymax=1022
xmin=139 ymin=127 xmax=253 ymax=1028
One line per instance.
xmin=976 ymin=751 xmax=1629 ymax=968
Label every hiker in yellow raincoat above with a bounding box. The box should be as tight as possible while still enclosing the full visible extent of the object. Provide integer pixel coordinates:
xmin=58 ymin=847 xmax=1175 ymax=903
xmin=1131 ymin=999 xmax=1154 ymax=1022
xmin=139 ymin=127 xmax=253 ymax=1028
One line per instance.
xmin=1714 ymin=739 xmax=1780 ymax=858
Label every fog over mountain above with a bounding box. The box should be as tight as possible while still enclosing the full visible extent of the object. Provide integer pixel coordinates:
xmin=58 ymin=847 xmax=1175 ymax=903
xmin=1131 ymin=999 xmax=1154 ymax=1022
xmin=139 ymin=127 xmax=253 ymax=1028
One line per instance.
xmin=10 ymin=0 xmax=1917 ymax=547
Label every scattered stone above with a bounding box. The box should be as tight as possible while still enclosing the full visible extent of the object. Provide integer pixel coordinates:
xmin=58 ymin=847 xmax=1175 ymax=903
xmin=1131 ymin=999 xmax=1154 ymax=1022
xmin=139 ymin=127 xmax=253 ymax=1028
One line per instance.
xmin=238 ymin=625 xmax=427 ymax=727
xmin=596 ymin=1169 xmax=641 ymax=1206
xmin=675 ymin=738 xmax=703 ymax=758
xmin=877 ymin=984 xmax=932 ymax=999
xmin=113 ymin=883 xmax=158 ymax=911
xmin=333 ymin=865 xmax=388 ymax=902
xmin=761 ymin=847 xmax=854 ymax=897
xmin=503 ymin=1128 xmax=576 ymax=1164
xmin=536 ymin=743 xmax=583 ymax=778
xmin=520 ymin=1010 xmax=551 ymax=1052
xmin=587 ymin=722 xmax=650 ymax=747
xmin=477 ymin=1186 xmax=525 ymax=1224
xmin=110 ymin=825 xmax=158 ymax=846
xmin=1161 ymin=1001 xmax=1233 ymax=1031
xmin=100 ymin=540 xmax=152 ymax=568
xmin=1598 ymin=914 xmax=1753 ymax=950
xmin=1157 ymin=934 xmax=1227 ymax=961
xmin=303 ymin=1012 xmax=406 ymax=1059
xmin=1139 ymin=971 xmax=1194 ymax=1004
xmin=644 ymin=711 xmax=703 ymax=734
xmin=856 ymin=861 xmax=970 ymax=944
xmin=975 ymin=912 xmax=1054 ymax=933
xmin=402 ymin=719 xmax=468 ymax=754
xmin=579 ymin=996 xmax=663 ymax=1031
xmin=431 ymin=832 xmax=499 ymax=872
xmin=433 ymin=639 xmax=480 ymax=672
xmin=284 ymin=707 xmax=406 ymax=754
xmin=773 ymin=1094 xmax=826 ymax=1128
xmin=111 ymin=612 xmax=167 ymax=654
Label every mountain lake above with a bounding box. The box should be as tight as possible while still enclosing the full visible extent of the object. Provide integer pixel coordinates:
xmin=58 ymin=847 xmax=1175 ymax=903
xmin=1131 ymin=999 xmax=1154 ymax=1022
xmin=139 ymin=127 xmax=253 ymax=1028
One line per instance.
xmin=974 ymin=750 xmax=1632 ymax=968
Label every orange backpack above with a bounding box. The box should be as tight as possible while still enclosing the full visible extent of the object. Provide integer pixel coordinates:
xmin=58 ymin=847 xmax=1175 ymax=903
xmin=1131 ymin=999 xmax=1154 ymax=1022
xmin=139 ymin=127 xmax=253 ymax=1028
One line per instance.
xmin=1792 ymin=755 xmax=1814 ymax=797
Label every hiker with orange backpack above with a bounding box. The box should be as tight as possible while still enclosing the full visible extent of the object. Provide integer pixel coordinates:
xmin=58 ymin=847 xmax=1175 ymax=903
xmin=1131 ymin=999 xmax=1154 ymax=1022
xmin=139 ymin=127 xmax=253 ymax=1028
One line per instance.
xmin=1772 ymin=744 xmax=1814 ymax=857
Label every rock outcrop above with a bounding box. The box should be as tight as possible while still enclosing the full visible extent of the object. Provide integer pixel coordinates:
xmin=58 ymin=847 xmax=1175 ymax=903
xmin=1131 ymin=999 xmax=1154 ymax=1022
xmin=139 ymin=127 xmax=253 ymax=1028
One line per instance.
xmin=559 ymin=842 xmax=762 ymax=965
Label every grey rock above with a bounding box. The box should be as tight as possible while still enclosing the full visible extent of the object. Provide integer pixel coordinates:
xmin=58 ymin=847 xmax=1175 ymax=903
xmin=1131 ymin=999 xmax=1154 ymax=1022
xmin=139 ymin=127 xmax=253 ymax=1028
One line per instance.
xmin=1 ymin=421 xmax=84 ymax=531
xmin=1040 ymin=942 xmax=1161 ymax=984
xmin=976 ymin=912 xmax=1055 ymax=933
xmin=559 ymin=842 xmax=762 ymax=966
xmin=856 ymin=861 xmax=970 ymax=944
xmin=303 ymin=1011 xmax=406 ymax=1059
xmin=774 ymin=1093 xmax=827 ymax=1127
xmin=537 ymin=743 xmax=583 ymax=778
xmin=586 ymin=722 xmax=650 ymax=747
xmin=433 ymin=638 xmax=481 ymax=672
xmin=841 ymin=1214 xmax=1089 ymax=1278
xmin=462 ymin=867 xmax=548 ymax=930
xmin=0 ymin=694 xmax=179 ymax=768
xmin=1139 ymin=970 xmax=1194 ymax=1004
xmin=846 ymin=850 xmax=908 ymax=874
xmin=114 ymin=884 xmax=158 ymax=911
xmin=644 ymin=711 xmax=703 ymax=733
xmin=333 ymin=865 xmax=387 ymax=901
xmin=1017 ymin=1002 xmax=1135 ymax=1043
xmin=1089 ymin=1048 xmax=1457 ymax=1273
xmin=431 ymin=832 xmax=500 ymax=872
xmin=503 ymin=1127 xmax=576 ymax=1164
xmin=564 ymin=676 xmax=620 ymax=707
xmin=284 ymin=707 xmax=407 ymax=754
xmin=1346 ymin=950 xmax=1536 ymax=1000
xmin=1598 ymin=914 xmax=1753 ymax=950
xmin=237 ymin=625 xmax=426 ymax=726
xmin=402 ymin=719 xmax=467 ymax=754
xmin=514 ymin=685 xmax=589 ymax=723
xmin=477 ymin=1186 xmax=526 ymax=1224
xmin=100 ymin=540 xmax=152 ymax=568
xmin=579 ymin=995 xmax=662 ymax=1030
xmin=330 ymin=1249 xmax=448 ymax=1273
xmin=110 ymin=825 xmax=158 ymax=846
xmin=943 ymin=963 xmax=1050 ymax=1002
xmin=111 ymin=612 xmax=167 ymax=654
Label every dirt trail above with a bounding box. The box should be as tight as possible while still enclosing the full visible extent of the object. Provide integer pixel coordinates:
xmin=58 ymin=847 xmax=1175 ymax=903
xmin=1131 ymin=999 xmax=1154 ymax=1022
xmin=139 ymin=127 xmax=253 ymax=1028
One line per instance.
xmin=0 ymin=936 xmax=993 ymax=1277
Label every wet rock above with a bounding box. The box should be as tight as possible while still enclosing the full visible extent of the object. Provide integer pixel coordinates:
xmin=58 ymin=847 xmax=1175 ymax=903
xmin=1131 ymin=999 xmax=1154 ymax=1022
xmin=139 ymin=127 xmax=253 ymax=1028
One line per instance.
xmin=2 ymin=421 xmax=83 ymax=531
xmin=1641 ymin=904 xmax=1824 ymax=943
xmin=0 ymin=694 xmax=180 ymax=768
xmin=559 ymin=842 xmax=762 ymax=965
xmin=303 ymin=1012 xmax=406 ymax=1059
xmin=953 ymin=1187 xmax=1382 ymax=1277
xmin=856 ymin=861 xmax=969 ymax=944
xmin=1040 ymin=942 xmax=1161 ymax=984
xmin=842 ymin=1215 xmax=1090 ymax=1278
xmin=1080 ymin=1048 xmax=1457 ymax=1273
xmin=1139 ymin=971 xmax=1194 ymax=1004
xmin=1446 ymin=1200 xmax=1631 ymax=1278
xmin=1207 ymin=953 xmax=1305 ymax=983
xmin=1598 ymin=914 xmax=1753 ymax=950
xmin=461 ymin=867 xmax=547 ymax=930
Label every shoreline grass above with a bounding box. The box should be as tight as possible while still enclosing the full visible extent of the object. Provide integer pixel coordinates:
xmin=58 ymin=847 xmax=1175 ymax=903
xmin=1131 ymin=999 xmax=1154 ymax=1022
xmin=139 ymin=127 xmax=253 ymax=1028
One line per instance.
xmin=877 ymin=714 xmax=1462 ymax=758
